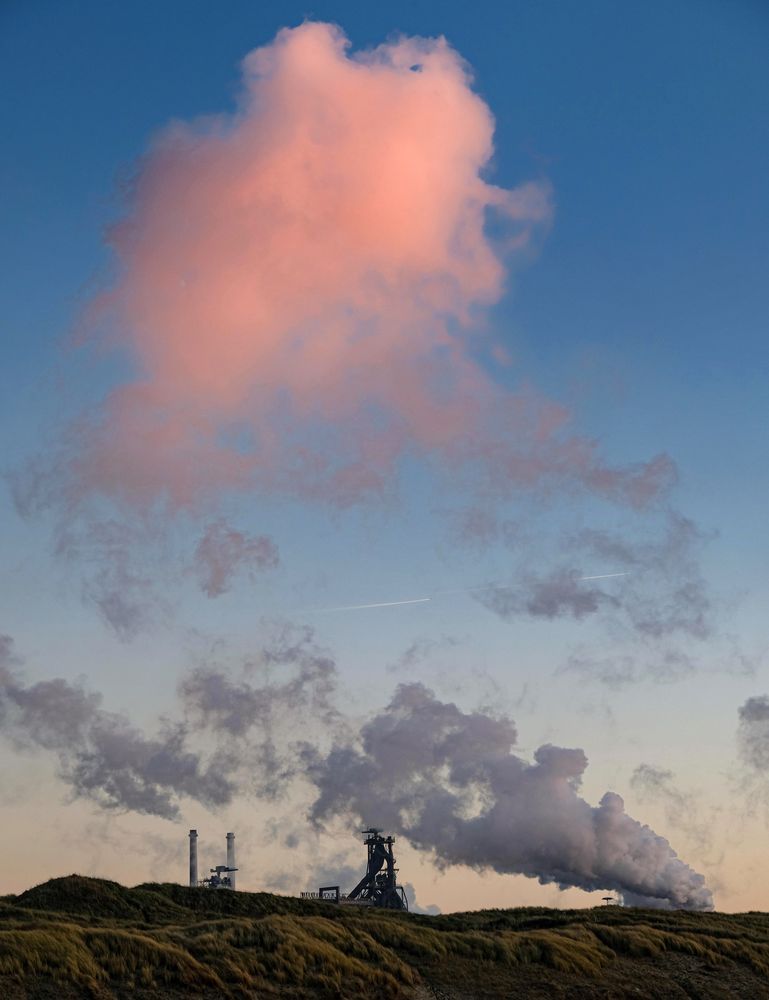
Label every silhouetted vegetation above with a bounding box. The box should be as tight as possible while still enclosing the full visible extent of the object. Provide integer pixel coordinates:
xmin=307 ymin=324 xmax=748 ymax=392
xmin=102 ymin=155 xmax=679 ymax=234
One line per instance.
xmin=2 ymin=876 xmax=769 ymax=997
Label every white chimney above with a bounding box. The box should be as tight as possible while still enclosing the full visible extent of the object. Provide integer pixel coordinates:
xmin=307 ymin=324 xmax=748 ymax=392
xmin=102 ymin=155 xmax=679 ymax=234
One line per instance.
xmin=226 ymin=831 xmax=236 ymax=890
xmin=189 ymin=829 xmax=198 ymax=887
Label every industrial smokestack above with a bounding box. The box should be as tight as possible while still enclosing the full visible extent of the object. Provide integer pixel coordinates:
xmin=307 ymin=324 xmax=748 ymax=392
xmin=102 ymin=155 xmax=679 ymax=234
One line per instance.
xmin=189 ymin=829 xmax=198 ymax=887
xmin=226 ymin=831 xmax=236 ymax=890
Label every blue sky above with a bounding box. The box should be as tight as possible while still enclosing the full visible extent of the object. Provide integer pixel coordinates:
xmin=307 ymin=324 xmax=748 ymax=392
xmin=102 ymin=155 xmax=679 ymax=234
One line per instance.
xmin=1 ymin=0 xmax=768 ymax=909
xmin=3 ymin=0 xmax=767 ymax=523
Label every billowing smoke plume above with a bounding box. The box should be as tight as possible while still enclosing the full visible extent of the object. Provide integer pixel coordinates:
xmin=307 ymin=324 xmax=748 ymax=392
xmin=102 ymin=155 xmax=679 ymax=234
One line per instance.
xmin=0 ymin=632 xmax=712 ymax=907
xmin=181 ymin=626 xmax=338 ymax=736
xmin=0 ymin=629 xmax=338 ymax=817
xmin=470 ymin=508 xmax=734 ymax=688
xmin=17 ymin=21 xmax=674 ymax=521
xmin=193 ymin=520 xmax=279 ymax=597
xmin=303 ymin=683 xmax=713 ymax=909
xmin=180 ymin=626 xmax=340 ymax=798
xmin=0 ymin=635 xmax=232 ymax=819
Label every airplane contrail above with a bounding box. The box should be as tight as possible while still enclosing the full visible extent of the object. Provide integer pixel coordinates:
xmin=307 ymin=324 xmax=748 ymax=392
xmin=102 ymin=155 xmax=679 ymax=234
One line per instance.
xmin=313 ymin=597 xmax=433 ymax=613
xmin=307 ymin=572 xmax=629 ymax=613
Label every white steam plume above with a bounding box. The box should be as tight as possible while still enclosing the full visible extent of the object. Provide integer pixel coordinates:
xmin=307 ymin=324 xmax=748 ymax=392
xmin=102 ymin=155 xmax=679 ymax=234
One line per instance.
xmin=302 ymin=682 xmax=713 ymax=909
xmin=0 ymin=632 xmax=712 ymax=908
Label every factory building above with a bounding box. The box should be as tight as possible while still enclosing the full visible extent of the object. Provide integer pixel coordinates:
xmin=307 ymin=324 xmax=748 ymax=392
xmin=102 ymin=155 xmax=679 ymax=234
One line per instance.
xmin=185 ymin=826 xmax=408 ymax=910
xmin=188 ymin=830 xmax=238 ymax=889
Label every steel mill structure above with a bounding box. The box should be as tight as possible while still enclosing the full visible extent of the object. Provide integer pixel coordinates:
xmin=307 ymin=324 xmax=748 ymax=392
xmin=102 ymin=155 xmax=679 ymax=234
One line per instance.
xmin=301 ymin=828 xmax=409 ymax=910
xmin=185 ymin=826 xmax=408 ymax=908
xmin=188 ymin=830 xmax=238 ymax=889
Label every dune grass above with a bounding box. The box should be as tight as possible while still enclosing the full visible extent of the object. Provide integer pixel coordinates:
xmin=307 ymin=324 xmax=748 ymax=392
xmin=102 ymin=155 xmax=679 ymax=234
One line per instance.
xmin=3 ymin=876 xmax=769 ymax=997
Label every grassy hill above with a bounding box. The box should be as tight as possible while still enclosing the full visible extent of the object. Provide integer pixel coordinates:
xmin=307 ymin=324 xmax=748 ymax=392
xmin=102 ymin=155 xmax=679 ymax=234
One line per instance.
xmin=2 ymin=876 xmax=769 ymax=998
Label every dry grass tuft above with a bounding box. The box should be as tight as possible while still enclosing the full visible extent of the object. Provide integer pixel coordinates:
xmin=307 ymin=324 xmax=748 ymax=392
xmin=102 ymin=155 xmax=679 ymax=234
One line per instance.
xmin=4 ymin=876 xmax=769 ymax=998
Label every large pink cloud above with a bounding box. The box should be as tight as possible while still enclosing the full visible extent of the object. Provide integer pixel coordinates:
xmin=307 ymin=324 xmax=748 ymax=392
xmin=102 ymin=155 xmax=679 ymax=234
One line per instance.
xmin=70 ymin=21 xmax=671 ymax=512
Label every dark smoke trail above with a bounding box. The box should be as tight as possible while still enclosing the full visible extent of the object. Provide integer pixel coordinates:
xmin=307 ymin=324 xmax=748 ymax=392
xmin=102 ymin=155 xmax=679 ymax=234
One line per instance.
xmin=0 ymin=635 xmax=233 ymax=819
xmin=0 ymin=628 xmax=338 ymax=817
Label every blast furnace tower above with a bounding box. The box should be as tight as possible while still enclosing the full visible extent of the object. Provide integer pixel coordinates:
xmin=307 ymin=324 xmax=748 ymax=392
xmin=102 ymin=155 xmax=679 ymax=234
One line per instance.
xmin=346 ymin=828 xmax=408 ymax=910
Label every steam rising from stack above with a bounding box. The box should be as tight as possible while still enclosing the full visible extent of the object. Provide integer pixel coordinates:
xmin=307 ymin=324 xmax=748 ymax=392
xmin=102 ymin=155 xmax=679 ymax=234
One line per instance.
xmin=0 ymin=636 xmax=233 ymax=819
xmin=302 ymin=682 xmax=713 ymax=909
xmin=0 ymin=18 xmax=726 ymax=916
xmin=0 ymin=632 xmax=712 ymax=909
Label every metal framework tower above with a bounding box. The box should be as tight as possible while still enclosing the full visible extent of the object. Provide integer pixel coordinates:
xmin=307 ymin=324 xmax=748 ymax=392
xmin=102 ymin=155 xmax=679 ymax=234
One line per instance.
xmin=346 ymin=828 xmax=408 ymax=910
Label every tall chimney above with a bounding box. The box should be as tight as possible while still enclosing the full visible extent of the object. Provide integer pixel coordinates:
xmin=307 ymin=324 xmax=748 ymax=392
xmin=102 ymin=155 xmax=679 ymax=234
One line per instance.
xmin=189 ymin=829 xmax=198 ymax=888
xmin=226 ymin=832 xmax=236 ymax=890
